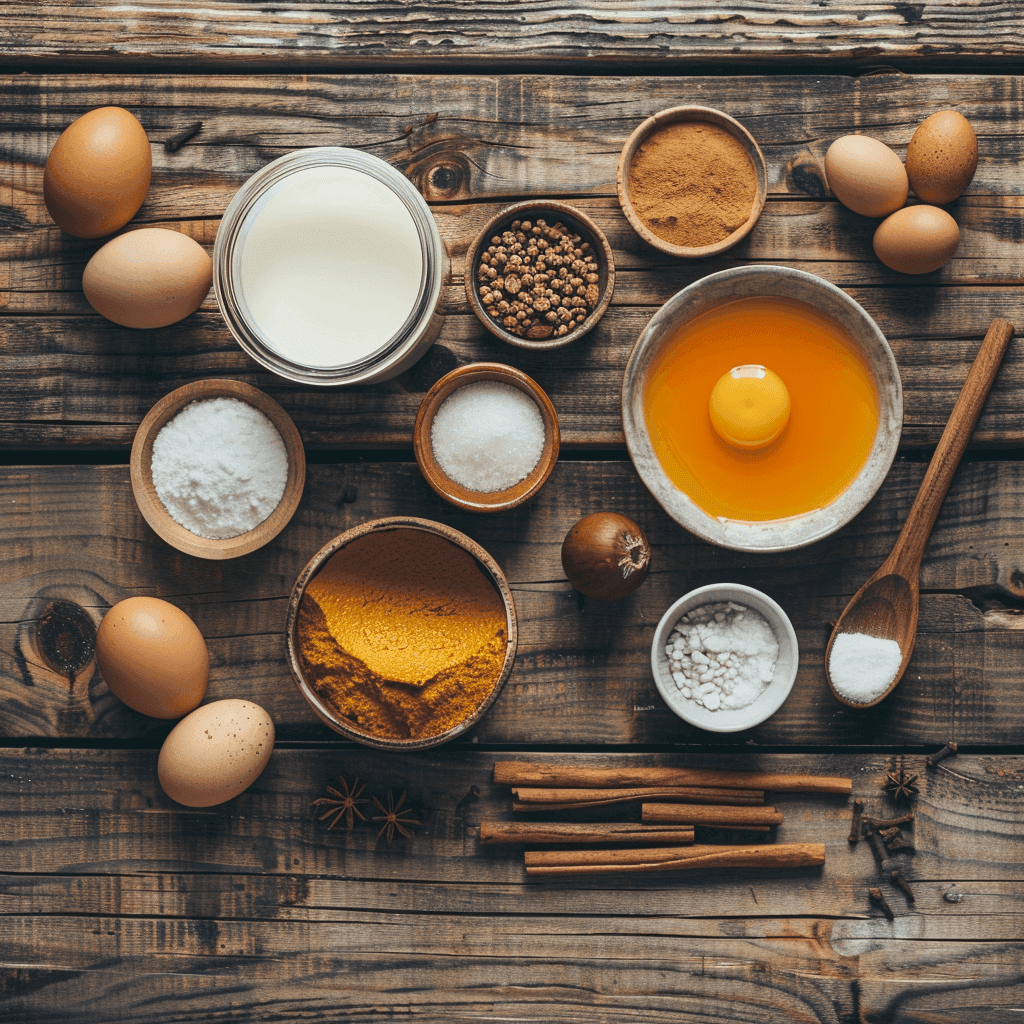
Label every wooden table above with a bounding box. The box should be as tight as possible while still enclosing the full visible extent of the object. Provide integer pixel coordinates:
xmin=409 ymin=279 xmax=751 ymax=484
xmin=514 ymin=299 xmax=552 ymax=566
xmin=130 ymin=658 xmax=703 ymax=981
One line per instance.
xmin=2 ymin=10 xmax=1024 ymax=1020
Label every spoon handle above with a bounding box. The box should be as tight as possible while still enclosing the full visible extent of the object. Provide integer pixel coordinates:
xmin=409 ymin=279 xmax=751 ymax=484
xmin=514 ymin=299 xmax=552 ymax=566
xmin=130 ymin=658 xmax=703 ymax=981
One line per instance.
xmin=889 ymin=317 xmax=1014 ymax=578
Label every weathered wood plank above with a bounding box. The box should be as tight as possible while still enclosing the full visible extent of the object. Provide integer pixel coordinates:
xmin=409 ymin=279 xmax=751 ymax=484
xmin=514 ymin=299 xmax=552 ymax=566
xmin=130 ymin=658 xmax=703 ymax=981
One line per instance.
xmin=2 ymin=74 xmax=1024 ymax=449
xmin=1 ymin=750 xmax=1021 ymax=1023
xmin=1 ymin=3 xmax=1022 ymax=71
xmin=2 ymin=461 xmax=1024 ymax=744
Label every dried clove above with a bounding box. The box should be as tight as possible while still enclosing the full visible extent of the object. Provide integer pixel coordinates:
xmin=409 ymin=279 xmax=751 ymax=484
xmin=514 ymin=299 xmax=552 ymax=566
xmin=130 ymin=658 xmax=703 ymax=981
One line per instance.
xmin=884 ymin=832 xmax=914 ymax=852
xmin=926 ymin=741 xmax=958 ymax=768
xmin=869 ymin=887 xmax=896 ymax=920
xmin=164 ymin=120 xmax=203 ymax=153
xmin=865 ymin=826 xmax=889 ymax=866
xmin=848 ymin=798 xmax=864 ymax=843
xmin=890 ymin=869 xmax=916 ymax=904
xmin=863 ymin=811 xmax=914 ymax=829
xmin=878 ymin=826 xmax=901 ymax=843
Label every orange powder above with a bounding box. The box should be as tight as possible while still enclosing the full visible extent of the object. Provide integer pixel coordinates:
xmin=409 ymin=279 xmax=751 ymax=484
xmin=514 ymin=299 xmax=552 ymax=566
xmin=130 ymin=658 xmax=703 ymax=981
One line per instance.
xmin=643 ymin=296 xmax=879 ymax=521
xmin=297 ymin=529 xmax=507 ymax=740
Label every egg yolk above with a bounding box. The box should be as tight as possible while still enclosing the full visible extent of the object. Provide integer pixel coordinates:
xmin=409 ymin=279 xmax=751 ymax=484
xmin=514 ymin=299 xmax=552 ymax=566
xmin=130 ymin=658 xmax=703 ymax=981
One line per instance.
xmin=708 ymin=365 xmax=791 ymax=449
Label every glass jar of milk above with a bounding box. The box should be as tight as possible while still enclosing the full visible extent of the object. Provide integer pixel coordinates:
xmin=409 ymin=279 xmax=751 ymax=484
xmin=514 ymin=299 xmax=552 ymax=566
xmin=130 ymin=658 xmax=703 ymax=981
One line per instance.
xmin=214 ymin=148 xmax=445 ymax=386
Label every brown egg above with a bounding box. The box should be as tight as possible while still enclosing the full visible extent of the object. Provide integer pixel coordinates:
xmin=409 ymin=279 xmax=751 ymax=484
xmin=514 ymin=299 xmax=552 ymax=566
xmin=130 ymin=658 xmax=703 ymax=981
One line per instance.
xmin=824 ymin=135 xmax=909 ymax=218
xmin=43 ymin=107 xmax=152 ymax=239
xmin=95 ymin=597 xmax=209 ymax=718
xmin=873 ymin=205 xmax=960 ymax=274
xmin=906 ymin=110 xmax=978 ymax=204
xmin=82 ymin=228 xmax=212 ymax=329
xmin=158 ymin=699 xmax=275 ymax=807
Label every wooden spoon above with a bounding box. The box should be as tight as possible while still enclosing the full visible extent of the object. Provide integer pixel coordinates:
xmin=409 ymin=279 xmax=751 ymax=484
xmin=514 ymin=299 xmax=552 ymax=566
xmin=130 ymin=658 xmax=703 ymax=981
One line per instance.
xmin=825 ymin=317 xmax=1014 ymax=708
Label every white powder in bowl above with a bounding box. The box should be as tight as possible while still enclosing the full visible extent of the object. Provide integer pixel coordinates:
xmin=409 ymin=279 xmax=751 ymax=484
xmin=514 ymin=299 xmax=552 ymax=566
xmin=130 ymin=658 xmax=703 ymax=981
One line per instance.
xmin=430 ymin=380 xmax=545 ymax=492
xmin=151 ymin=397 xmax=289 ymax=539
xmin=664 ymin=601 xmax=779 ymax=712
xmin=829 ymin=631 xmax=902 ymax=704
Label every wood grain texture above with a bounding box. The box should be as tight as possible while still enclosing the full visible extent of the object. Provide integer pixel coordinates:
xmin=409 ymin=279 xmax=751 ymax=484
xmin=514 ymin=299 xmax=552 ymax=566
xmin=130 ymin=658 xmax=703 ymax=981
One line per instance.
xmin=3 ymin=460 xmax=1024 ymax=744
xmin=1 ymin=3 xmax=1022 ymax=71
xmin=1 ymin=749 xmax=1022 ymax=1022
xmin=2 ymin=75 xmax=1024 ymax=449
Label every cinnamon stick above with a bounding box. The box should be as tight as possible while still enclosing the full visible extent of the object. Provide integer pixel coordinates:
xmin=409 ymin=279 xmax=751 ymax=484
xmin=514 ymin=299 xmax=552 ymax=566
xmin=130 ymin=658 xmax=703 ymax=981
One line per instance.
xmin=512 ymin=786 xmax=764 ymax=807
xmin=641 ymin=803 xmax=783 ymax=827
xmin=495 ymin=761 xmax=852 ymax=795
xmin=524 ymin=843 xmax=826 ymax=876
xmin=480 ymin=822 xmax=695 ymax=845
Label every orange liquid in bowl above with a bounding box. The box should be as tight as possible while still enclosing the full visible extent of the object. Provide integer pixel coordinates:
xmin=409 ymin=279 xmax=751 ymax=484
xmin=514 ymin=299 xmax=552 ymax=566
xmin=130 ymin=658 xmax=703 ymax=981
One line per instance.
xmin=643 ymin=296 xmax=880 ymax=521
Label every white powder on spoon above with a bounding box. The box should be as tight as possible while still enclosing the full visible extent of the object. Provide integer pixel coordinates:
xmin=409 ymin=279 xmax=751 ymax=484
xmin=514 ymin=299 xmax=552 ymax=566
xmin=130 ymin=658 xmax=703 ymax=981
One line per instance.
xmin=829 ymin=632 xmax=902 ymax=704
xmin=151 ymin=397 xmax=289 ymax=539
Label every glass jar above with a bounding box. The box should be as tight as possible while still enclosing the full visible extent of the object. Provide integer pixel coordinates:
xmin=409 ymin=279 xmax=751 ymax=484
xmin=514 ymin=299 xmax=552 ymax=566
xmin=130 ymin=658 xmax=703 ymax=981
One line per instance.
xmin=214 ymin=147 xmax=445 ymax=386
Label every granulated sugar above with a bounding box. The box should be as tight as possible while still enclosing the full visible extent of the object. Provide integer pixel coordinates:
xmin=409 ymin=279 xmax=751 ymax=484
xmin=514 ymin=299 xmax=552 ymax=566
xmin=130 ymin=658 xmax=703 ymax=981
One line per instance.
xmin=829 ymin=631 xmax=902 ymax=704
xmin=430 ymin=381 xmax=545 ymax=492
xmin=151 ymin=397 xmax=289 ymax=539
xmin=664 ymin=601 xmax=779 ymax=712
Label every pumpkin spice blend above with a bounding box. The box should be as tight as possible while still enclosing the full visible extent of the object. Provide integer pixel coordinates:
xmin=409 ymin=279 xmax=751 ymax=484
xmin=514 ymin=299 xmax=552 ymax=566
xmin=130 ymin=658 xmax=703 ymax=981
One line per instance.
xmin=628 ymin=121 xmax=758 ymax=249
xmin=296 ymin=529 xmax=508 ymax=740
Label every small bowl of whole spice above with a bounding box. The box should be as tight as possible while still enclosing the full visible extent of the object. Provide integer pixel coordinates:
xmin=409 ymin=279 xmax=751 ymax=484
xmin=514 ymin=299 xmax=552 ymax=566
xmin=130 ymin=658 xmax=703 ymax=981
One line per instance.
xmin=131 ymin=379 xmax=306 ymax=559
xmin=618 ymin=106 xmax=767 ymax=259
xmin=466 ymin=201 xmax=615 ymax=350
xmin=286 ymin=516 xmax=518 ymax=751
xmin=413 ymin=362 xmax=560 ymax=513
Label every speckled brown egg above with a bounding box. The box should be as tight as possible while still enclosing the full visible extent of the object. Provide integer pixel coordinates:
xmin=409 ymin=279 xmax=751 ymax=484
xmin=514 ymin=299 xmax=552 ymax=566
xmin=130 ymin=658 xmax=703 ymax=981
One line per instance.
xmin=43 ymin=107 xmax=152 ymax=239
xmin=906 ymin=110 xmax=978 ymax=204
xmin=873 ymin=204 xmax=960 ymax=274
xmin=824 ymin=135 xmax=909 ymax=218
xmin=95 ymin=596 xmax=208 ymax=718
xmin=82 ymin=227 xmax=212 ymax=329
xmin=158 ymin=699 xmax=275 ymax=807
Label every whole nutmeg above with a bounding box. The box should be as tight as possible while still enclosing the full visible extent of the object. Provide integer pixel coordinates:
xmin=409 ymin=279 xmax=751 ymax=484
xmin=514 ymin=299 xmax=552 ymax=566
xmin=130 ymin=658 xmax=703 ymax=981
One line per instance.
xmin=561 ymin=512 xmax=651 ymax=601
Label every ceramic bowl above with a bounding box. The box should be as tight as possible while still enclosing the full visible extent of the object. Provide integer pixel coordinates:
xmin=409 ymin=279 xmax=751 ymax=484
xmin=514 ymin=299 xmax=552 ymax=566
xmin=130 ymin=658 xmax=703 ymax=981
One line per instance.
xmin=617 ymin=105 xmax=768 ymax=259
xmin=130 ymin=379 xmax=306 ymax=560
xmin=413 ymin=362 xmax=560 ymax=513
xmin=651 ymin=583 xmax=799 ymax=734
xmin=621 ymin=264 xmax=903 ymax=553
xmin=285 ymin=516 xmax=518 ymax=751
xmin=465 ymin=200 xmax=615 ymax=350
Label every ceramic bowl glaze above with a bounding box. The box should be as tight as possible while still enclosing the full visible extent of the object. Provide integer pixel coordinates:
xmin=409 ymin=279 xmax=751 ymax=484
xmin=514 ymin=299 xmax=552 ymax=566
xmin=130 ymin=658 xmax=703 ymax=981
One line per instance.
xmin=622 ymin=265 xmax=903 ymax=553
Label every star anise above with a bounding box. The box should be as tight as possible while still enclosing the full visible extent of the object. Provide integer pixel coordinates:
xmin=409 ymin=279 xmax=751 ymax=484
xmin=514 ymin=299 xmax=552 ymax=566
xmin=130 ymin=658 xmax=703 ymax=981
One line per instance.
xmin=883 ymin=768 xmax=920 ymax=804
xmin=372 ymin=789 xmax=420 ymax=845
xmin=312 ymin=775 xmax=369 ymax=831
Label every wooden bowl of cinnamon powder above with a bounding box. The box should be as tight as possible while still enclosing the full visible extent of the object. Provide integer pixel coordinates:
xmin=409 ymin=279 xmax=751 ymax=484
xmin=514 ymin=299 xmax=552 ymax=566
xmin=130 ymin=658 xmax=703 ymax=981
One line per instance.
xmin=617 ymin=106 xmax=767 ymax=259
xmin=285 ymin=517 xmax=518 ymax=751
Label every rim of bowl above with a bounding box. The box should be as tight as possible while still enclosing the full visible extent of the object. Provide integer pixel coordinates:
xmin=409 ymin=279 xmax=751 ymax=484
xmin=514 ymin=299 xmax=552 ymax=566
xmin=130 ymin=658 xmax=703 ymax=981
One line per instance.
xmin=464 ymin=200 xmax=615 ymax=351
xmin=616 ymin=106 xmax=768 ymax=259
xmin=413 ymin=363 xmax=560 ymax=512
xmin=622 ymin=264 xmax=904 ymax=553
xmin=130 ymin=379 xmax=306 ymax=560
xmin=650 ymin=583 xmax=800 ymax=734
xmin=285 ymin=516 xmax=518 ymax=751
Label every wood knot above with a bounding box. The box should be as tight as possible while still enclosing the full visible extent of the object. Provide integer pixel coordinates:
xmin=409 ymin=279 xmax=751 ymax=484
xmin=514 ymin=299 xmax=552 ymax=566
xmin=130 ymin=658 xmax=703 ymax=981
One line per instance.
xmin=789 ymin=159 xmax=827 ymax=199
xmin=34 ymin=600 xmax=96 ymax=681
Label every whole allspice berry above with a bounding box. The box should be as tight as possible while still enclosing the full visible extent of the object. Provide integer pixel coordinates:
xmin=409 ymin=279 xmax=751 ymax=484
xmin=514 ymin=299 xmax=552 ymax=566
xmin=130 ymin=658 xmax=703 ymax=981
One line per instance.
xmin=561 ymin=512 xmax=651 ymax=601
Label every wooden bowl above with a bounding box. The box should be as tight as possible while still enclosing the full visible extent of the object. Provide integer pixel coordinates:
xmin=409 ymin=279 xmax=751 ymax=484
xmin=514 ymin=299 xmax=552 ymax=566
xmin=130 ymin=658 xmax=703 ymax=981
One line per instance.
xmin=413 ymin=362 xmax=560 ymax=513
xmin=465 ymin=200 xmax=615 ymax=351
xmin=617 ymin=105 xmax=768 ymax=259
xmin=285 ymin=516 xmax=518 ymax=751
xmin=130 ymin=379 xmax=306 ymax=559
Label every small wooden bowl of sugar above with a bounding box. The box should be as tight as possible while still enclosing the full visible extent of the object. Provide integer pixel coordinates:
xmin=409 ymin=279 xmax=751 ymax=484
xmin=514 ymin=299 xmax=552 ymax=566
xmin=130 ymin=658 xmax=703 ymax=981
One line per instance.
xmin=413 ymin=363 xmax=560 ymax=513
xmin=131 ymin=379 xmax=306 ymax=559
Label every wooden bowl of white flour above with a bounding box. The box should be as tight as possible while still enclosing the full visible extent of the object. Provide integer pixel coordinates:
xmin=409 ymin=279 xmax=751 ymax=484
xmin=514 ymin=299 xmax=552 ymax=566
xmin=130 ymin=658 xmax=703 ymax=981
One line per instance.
xmin=131 ymin=379 xmax=306 ymax=560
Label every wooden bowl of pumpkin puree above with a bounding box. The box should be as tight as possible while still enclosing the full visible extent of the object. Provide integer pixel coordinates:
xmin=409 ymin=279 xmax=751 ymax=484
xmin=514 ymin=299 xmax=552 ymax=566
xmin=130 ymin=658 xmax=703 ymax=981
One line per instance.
xmin=285 ymin=516 xmax=518 ymax=750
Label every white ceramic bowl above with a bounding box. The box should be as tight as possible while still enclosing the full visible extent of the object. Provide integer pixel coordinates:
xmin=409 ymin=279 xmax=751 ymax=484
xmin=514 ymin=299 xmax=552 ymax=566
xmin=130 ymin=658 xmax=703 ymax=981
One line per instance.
xmin=651 ymin=583 xmax=799 ymax=733
xmin=622 ymin=265 xmax=903 ymax=553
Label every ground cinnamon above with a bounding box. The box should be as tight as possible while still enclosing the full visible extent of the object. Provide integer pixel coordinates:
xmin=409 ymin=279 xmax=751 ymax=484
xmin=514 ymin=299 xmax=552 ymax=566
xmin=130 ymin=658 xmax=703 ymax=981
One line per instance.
xmin=297 ymin=528 xmax=507 ymax=740
xmin=628 ymin=121 xmax=757 ymax=248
